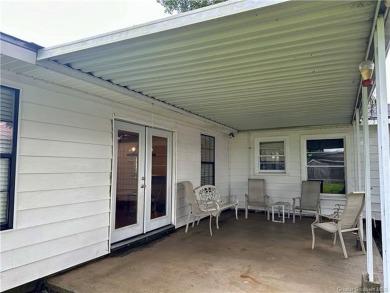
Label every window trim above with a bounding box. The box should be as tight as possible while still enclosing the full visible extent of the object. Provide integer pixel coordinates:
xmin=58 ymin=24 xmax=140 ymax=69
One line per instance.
xmin=0 ymin=85 xmax=20 ymax=231
xmin=300 ymin=133 xmax=351 ymax=196
xmin=254 ymin=136 xmax=288 ymax=174
xmin=201 ymin=134 xmax=215 ymax=186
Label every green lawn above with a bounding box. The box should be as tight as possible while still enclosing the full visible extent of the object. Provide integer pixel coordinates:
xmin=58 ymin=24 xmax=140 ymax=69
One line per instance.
xmin=323 ymin=182 xmax=345 ymax=194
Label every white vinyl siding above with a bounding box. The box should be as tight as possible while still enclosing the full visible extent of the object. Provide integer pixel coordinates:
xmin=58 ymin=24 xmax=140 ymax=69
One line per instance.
xmin=231 ymin=126 xmax=356 ymax=215
xmin=0 ymin=75 xmax=230 ymax=291
xmin=367 ymin=124 xmax=390 ymax=221
xmin=175 ymin=127 xmax=229 ymax=228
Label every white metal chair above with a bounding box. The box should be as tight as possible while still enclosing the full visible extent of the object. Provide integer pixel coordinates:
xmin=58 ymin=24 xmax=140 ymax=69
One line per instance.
xmin=293 ymin=180 xmax=321 ymax=223
xmin=311 ymin=192 xmax=366 ymax=258
xmin=178 ymin=181 xmax=210 ymax=234
xmin=245 ymin=179 xmax=270 ymax=220
xmin=193 ymin=184 xmax=238 ymax=236
xmin=179 ymin=181 xmax=238 ymax=236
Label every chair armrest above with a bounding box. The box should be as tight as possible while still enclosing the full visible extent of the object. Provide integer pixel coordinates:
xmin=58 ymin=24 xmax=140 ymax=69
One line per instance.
xmin=319 ymin=213 xmax=340 ymax=221
xmin=292 ymin=197 xmax=300 ymax=207
xmin=264 ymin=195 xmax=270 ymax=205
xmin=332 ymin=204 xmax=345 ymax=218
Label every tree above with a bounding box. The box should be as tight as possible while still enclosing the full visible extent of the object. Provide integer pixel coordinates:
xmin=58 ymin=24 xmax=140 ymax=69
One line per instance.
xmin=157 ymin=0 xmax=228 ymax=14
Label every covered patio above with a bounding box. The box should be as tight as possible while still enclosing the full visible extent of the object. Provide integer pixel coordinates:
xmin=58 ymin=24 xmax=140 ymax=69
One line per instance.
xmin=1 ymin=0 xmax=389 ymax=291
xmin=47 ymin=211 xmax=383 ymax=293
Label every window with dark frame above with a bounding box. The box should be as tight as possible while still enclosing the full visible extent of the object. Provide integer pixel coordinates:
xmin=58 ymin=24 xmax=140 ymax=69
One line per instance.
xmin=201 ymin=134 xmax=215 ymax=186
xmin=306 ymin=138 xmax=345 ymax=194
xmin=0 ymin=86 xmax=19 ymax=230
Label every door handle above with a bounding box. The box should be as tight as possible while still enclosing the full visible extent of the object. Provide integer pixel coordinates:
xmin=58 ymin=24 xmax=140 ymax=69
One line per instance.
xmin=141 ymin=184 xmax=146 ymax=188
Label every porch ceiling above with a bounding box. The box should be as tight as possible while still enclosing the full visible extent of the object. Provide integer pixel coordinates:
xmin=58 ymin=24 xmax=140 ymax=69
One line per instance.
xmin=37 ymin=0 xmax=380 ymax=131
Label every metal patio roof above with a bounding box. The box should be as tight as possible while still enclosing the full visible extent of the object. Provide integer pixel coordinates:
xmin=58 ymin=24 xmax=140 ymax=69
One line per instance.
xmin=36 ymin=0 xmax=384 ymax=131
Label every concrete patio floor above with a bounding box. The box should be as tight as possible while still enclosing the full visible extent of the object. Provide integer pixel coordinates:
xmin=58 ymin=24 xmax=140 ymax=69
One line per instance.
xmin=47 ymin=210 xmax=383 ymax=293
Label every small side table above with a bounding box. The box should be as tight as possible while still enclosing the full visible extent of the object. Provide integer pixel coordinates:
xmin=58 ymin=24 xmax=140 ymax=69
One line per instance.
xmin=271 ymin=201 xmax=291 ymax=223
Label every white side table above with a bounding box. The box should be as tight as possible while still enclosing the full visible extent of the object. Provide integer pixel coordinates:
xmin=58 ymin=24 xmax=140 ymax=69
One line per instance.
xmin=271 ymin=201 xmax=291 ymax=223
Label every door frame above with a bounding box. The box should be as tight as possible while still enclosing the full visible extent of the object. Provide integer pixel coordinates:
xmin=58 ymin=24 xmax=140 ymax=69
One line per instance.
xmin=144 ymin=127 xmax=173 ymax=232
xmin=109 ymin=118 xmax=176 ymax=247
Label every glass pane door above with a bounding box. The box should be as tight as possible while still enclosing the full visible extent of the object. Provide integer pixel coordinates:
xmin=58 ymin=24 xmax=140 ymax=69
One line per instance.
xmin=144 ymin=128 xmax=172 ymax=232
xmin=111 ymin=122 xmax=145 ymax=243
xmin=111 ymin=121 xmax=172 ymax=243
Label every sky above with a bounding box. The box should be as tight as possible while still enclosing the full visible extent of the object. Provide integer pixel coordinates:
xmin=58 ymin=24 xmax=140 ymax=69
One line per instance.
xmin=1 ymin=0 xmax=389 ymax=103
xmin=0 ymin=0 xmax=169 ymax=47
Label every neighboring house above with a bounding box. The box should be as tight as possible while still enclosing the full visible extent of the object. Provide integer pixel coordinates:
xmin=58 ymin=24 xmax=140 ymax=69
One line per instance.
xmin=1 ymin=1 xmax=389 ymax=291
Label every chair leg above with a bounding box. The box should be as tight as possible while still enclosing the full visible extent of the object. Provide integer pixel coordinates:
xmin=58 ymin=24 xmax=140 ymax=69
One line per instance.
xmin=311 ymin=224 xmax=316 ymax=249
xmin=333 ymin=233 xmax=337 ymax=245
xmin=300 ymin=210 xmax=302 ymax=221
xmin=216 ymin=214 xmax=220 ymax=230
xmin=185 ymin=212 xmax=191 ymax=233
xmin=358 ymin=227 xmax=366 ymax=254
xmin=235 ymin=206 xmax=238 ymax=220
xmin=245 ymin=202 xmax=248 ymax=219
xmin=196 ymin=217 xmax=200 ymax=226
xmin=209 ymin=215 xmax=213 ymax=236
xmin=267 ymin=207 xmax=270 ymax=221
xmin=338 ymin=230 xmax=348 ymax=258
xmin=293 ymin=208 xmax=296 ymax=224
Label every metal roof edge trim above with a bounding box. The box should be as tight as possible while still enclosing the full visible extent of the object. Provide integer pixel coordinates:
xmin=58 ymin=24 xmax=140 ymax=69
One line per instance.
xmin=37 ymin=60 xmax=237 ymax=132
xmin=0 ymin=32 xmax=43 ymax=52
xmin=238 ymin=123 xmax=354 ymax=133
xmin=1 ymin=40 xmax=37 ymax=65
xmin=37 ymin=0 xmax=288 ymax=61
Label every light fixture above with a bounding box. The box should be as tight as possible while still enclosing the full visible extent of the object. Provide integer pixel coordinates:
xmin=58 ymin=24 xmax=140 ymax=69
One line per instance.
xmin=359 ymin=60 xmax=374 ymax=87
xmin=129 ymin=146 xmax=136 ymax=153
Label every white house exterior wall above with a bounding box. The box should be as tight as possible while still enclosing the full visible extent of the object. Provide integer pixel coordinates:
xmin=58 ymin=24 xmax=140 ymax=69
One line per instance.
xmin=229 ymin=125 xmax=382 ymax=219
xmin=368 ymin=124 xmax=390 ymax=221
xmin=0 ymin=74 xmax=229 ymax=291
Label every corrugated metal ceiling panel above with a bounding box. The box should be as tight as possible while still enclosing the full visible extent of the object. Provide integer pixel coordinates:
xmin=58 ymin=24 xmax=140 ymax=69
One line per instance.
xmin=1 ymin=55 xmax=227 ymax=131
xmin=38 ymin=0 xmax=378 ymax=131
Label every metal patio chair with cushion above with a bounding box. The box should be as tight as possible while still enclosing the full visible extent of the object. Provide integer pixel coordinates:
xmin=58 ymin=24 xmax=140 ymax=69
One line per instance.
xmin=311 ymin=192 xmax=366 ymax=258
xmin=292 ymin=180 xmax=321 ymax=223
xmin=193 ymin=184 xmax=238 ymax=236
xmin=245 ymin=179 xmax=270 ymax=220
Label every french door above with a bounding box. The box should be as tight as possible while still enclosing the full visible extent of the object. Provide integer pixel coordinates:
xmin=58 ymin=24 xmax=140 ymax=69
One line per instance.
xmin=111 ymin=121 xmax=172 ymax=243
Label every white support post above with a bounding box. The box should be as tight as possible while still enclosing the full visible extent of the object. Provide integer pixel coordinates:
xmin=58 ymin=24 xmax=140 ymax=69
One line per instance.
xmin=355 ymin=108 xmax=364 ymax=249
xmin=355 ymin=108 xmax=362 ymax=190
xmin=374 ymin=15 xmax=390 ymax=290
xmin=362 ymin=86 xmax=374 ymax=282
